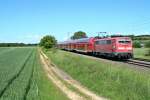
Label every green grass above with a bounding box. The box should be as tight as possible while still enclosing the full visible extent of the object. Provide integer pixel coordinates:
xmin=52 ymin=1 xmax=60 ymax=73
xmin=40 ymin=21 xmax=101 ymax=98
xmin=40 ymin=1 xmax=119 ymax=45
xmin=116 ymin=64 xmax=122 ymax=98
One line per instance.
xmin=26 ymin=49 xmax=68 ymax=100
xmin=44 ymin=49 xmax=150 ymax=100
xmin=133 ymin=48 xmax=150 ymax=60
xmin=0 ymin=47 xmax=68 ymax=100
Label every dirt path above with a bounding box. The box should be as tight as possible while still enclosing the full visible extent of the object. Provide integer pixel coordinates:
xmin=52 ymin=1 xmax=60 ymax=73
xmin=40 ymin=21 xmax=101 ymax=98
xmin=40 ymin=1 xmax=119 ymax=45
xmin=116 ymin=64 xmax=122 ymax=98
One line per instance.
xmin=40 ymin=50 xmax=106 ymax=100
xmin=40 ymin=51 xmax=84 ymax=100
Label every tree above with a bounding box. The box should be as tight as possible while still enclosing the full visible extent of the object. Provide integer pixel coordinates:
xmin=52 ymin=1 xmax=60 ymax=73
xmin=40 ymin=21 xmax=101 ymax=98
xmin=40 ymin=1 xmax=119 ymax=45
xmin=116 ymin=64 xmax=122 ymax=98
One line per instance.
xmin=40 ymin=35 xmax=57 ymax=49
xmin=133 ymin=41 xmax=142 ymax=48
xmin=71 ymin=31 xmax=87 ymax=40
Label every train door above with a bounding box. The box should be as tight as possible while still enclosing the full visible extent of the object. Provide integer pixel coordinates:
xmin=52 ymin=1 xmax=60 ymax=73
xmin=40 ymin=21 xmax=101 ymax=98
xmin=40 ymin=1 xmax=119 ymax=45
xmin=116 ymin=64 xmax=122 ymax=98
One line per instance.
xmin=112 ymin=39 xmax=116 ymax=52
xmin=85 ymin=43 xmax=88 ymax=52
xmin=105 ymin=40 xmax=113 ymax=53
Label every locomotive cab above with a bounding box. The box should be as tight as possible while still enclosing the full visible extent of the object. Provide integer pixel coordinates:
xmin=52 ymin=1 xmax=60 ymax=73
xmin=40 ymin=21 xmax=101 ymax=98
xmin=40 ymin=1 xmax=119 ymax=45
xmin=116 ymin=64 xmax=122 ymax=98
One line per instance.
xmin=113 ymin=37 xmax=133 ymax=59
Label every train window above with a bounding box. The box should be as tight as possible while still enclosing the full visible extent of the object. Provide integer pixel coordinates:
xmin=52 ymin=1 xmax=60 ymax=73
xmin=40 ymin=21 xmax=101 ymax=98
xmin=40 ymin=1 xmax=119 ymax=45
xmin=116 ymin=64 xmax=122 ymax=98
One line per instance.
xmin=101 ymin=40 xmax=104 ymax=44
xmin=118 ymin=40 xmax=131 ymax=44
xmin=95 ymin=41 xmax=99 ymax=45
xmin=101 ymin=40 xmax=105 ymax=44
xmin=99 ymin=40 xmax=103 ymax=44
xmin=95 ymin=40 xmax=106 ymax=45
xmin=99 ymin=41 xmax=102 ymax=44
xmin=106 ymin=40 xmax=111 ymax=44
xmin=95 ymin=40 xmax=111 ymax=45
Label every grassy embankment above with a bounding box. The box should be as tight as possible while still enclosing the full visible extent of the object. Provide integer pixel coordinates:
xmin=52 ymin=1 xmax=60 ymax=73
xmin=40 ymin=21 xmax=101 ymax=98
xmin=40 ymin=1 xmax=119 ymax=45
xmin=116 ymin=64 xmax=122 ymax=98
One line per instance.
xmin=44 ymin=49 xmax=150 ymax=100
xmin=133 ymin=48 xmax=150 ymax=60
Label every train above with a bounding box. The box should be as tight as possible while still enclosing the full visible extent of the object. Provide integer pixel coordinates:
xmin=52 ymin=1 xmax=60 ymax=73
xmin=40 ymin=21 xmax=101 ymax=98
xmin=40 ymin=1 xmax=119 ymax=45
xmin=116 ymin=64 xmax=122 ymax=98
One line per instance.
xmin=57 ymin=37 xmax=133 ymax=59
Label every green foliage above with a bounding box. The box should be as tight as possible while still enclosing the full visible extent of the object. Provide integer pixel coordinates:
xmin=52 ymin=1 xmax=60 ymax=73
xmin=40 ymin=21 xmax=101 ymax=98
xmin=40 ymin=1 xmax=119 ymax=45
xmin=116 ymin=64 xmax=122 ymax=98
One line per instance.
xmin=45 ymin=50 xmax=150 ymax=100
xmin=133 ymin=41 xmax=142 ymax=48
xmin=110 ymin=35 xmax=150 ymax=41
xmin=145 ymin=41 xmax=150 ymax=48
xmin=133 ymin=35 xmax=150 ymax=41
xmin=40 ymin=35 xmax=57 ymax=49
xmin=50 ymin=47 xmax=58 ymax=53
xmin=71 ymin=31 xmax=87 ymax=40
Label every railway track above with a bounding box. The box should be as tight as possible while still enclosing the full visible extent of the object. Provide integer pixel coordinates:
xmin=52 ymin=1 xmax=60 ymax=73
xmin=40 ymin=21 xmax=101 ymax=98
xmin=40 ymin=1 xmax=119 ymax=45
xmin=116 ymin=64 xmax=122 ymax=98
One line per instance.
xmin=63 ymin=50 xmax=150 ymax=69
xmin=77 ymin=51 xmax=150 ymax=68
xmin=133 ymin=58 xmax=150 ymax=62
xmin=125 ymin=59 xmax=150 ymax=68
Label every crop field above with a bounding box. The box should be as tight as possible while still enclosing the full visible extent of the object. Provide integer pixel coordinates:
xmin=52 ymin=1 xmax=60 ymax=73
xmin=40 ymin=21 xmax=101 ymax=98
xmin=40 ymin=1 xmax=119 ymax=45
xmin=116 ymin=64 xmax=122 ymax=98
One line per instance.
xmin=44 ymin=49 xmax=150 ymax=100
xmin=0 ymin=47 xmax=68 ymax=100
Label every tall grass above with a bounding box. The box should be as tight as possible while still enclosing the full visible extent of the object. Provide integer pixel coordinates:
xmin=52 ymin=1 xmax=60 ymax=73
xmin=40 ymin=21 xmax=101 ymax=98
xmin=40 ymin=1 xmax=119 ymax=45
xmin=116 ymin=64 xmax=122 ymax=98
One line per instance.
xmin=45 ymin=50 xmax=150 ymax=100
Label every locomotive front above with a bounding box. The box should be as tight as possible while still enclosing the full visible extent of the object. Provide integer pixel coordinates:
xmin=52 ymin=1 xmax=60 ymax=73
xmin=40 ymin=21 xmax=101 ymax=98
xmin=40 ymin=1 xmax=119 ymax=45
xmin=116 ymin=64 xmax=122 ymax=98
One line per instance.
xmin=113 ymin=37 xmax=133 ymax=59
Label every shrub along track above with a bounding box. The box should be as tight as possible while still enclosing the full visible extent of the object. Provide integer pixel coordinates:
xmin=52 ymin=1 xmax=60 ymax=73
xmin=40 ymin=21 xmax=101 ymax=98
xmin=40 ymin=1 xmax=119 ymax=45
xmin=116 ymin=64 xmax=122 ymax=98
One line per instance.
xmin=40 ymin=50 xmax=106 ymax=100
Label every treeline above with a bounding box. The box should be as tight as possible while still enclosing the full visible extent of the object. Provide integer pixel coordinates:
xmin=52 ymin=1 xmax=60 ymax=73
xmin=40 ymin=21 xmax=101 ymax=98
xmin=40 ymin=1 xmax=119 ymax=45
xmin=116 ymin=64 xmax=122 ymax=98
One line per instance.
xmin=110 ymin=35 xmax=150 ymax=40
xmin=0 ymin=43 xmax=37 ymax=47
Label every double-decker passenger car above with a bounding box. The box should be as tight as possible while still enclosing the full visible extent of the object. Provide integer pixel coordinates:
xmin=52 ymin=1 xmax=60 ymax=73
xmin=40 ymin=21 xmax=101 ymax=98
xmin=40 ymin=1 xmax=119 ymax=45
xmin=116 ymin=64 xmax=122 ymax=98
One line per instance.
xmin=57 ymin=37 xmax=133 ymax=59
xmin=58 ymin=37 xmax=96 ymax=53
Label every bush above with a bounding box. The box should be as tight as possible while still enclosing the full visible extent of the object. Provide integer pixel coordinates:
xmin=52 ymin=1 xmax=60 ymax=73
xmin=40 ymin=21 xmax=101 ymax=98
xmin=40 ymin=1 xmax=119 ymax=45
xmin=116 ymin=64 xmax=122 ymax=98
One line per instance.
xmin=145 ymin=41 xmax=150 ymax=48
xmin=133 ymin=41 xmax=142 ymax=48
xmin=40 ymin=35 xmax=57 ymax=49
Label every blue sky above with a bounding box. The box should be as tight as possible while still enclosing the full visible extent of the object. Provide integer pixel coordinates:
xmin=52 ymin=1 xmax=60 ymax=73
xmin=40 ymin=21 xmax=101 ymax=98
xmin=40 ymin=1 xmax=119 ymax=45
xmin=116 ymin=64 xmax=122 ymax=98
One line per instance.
xmin=0 ymin=0 xmax=150 ymax=43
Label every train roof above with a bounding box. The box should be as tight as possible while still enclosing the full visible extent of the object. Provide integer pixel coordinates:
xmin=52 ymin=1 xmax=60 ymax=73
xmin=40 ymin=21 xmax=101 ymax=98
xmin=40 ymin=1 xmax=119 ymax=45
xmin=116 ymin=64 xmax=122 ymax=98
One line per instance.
xmin=58 ymin=37 xmax=95 ymax=44
xmin=58 ymin=37 xmax=132 ymax=44
xmin=95 ymin=37 xmax=131 ymax=41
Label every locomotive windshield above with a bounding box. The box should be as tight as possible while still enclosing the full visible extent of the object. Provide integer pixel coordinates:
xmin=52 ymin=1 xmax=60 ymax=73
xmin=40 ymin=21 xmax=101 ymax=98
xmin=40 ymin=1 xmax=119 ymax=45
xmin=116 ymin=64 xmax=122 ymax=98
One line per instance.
xmin=118 ymin=39 xmax=131 ymax=44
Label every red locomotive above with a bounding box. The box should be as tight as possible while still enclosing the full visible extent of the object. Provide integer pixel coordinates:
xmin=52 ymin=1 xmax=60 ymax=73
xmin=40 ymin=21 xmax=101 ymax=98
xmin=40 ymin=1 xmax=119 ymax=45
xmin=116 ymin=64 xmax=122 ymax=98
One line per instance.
xmin=58 ymin=37 xmax=133 ymax=59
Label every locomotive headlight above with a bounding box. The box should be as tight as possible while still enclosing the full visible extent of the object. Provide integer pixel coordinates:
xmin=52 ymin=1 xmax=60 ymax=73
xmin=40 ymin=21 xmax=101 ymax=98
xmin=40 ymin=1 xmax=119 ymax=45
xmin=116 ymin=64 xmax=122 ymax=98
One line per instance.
xmin=113 ymin=45 xmax=116 ymax=49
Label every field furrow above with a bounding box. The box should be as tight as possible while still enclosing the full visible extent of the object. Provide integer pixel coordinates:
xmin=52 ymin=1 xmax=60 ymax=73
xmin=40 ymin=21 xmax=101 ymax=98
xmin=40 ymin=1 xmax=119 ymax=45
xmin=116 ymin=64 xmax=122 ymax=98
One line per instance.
xmin=0 ymin=47 xmax=68 ymax=100
xmin=0 ymin=49 xmax=35 ymax=100
xmin=0 ymin=48 xmax=33 ymax=96
xmin=23 ymin=51 xmax=36 ymax=100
